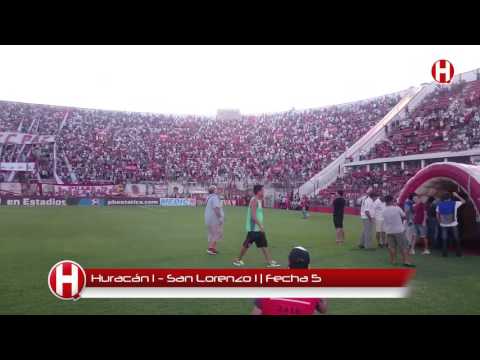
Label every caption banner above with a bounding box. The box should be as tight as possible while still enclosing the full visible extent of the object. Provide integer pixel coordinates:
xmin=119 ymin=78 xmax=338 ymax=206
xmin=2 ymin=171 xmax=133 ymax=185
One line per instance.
xmin=48 ymin=261 xmax=415 ymax=300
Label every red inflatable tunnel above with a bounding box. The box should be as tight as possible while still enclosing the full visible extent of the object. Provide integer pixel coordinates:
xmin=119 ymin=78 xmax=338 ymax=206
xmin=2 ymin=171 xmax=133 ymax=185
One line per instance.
xmin=398 ymin=162 xmax=480 ymax=216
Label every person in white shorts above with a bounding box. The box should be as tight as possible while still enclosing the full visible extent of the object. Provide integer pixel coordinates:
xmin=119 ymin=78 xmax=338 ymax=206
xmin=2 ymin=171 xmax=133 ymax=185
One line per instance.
xmin=373 ymin=195 xmax=386 ymax=248
xmin=204 ymin=185 xmax=224 ymax=255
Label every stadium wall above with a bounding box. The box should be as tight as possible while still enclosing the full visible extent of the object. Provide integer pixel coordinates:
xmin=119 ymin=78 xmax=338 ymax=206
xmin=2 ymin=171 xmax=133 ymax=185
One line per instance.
xmin=309 ymin=206 xmax=360 ymax=216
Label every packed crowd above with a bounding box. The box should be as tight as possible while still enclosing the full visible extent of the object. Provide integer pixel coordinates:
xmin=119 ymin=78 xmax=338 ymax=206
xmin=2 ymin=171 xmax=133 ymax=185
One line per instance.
xmin=0 ymin=101 xmax=67 ymax=183
xmin=359 ymin=80 xmax=480 ymax=160
xmin=313 ymin=80 xmax=480 ymax=208
xmin=0 ymin=94 xmax=400 ymax=185
xmin=313 ymin=162 xmax=422 ymax=207
xmin=2 ymin=78 xmax=478 ymax=201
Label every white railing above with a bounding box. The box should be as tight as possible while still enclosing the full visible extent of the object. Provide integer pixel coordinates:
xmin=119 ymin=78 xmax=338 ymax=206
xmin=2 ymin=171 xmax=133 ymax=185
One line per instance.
xmin=62 ymin=152 xmax=78 ymax=183
xmin=345 ymin=148 xmax=480 ymax=167
xmin=298 ymin=86 xmax=425 ymax=196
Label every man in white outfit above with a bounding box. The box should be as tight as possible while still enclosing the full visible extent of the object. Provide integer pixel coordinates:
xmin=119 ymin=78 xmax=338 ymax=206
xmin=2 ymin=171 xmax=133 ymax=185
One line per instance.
xmin=359 ymin=191 xmax=375 ymax=249
xmin=205 ymin=185 xmax=224 ymax=255
xmin=373 ymin=195 xmax=386 ymax=248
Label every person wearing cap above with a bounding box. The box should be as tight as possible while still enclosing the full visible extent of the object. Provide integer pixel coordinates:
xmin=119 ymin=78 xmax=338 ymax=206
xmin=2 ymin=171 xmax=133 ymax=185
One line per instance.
xmin=251 ymin=246 xmax=328 ymax=315
xmin=204 ymin=185 xmax=224 ymax=255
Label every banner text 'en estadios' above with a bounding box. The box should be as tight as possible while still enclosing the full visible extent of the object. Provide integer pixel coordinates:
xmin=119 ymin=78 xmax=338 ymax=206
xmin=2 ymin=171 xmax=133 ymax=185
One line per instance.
xmin=0 ymin=196 xmax=196 ymax=207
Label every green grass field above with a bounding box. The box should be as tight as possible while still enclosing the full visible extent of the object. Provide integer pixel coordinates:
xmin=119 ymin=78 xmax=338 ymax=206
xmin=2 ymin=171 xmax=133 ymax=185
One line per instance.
xmin=1 ymin=206 xmax=479 ymax=315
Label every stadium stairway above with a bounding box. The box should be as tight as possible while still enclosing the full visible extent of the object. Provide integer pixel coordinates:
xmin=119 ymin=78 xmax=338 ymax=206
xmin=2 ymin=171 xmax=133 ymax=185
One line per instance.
xmin=298 ymin=85 xmax=431 ymax=197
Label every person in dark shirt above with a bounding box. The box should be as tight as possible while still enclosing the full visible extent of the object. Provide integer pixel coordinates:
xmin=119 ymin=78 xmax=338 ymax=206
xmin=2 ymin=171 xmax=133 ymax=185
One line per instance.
xmin=426 ymin=197 xmax=440 ymax=249
xmin=332 ymin=190 xmax=346 ymax=243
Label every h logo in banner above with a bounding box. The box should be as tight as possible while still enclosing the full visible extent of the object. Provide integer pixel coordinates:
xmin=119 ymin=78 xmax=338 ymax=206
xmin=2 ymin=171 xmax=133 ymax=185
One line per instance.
xmin=431 ymin=59 xmax=454 ymax=84
xmin=48 ymin=260 xmax=86 ymax=300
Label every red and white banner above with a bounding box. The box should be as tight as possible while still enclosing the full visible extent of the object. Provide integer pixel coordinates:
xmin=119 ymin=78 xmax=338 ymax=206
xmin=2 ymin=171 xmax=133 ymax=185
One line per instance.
xmin=0 ymin=132 xmax=55 ymax=144
xmin=0 ymin=182 xmax=23 ymax=195
xmin=48 ymin=262 xmax=415 ymax=300
xmin=124 ymin=183 xmax=147 ymax=197
xmin=41 ymin=183 xmax=122 ymax=197
xmin=153 ymin=184 xmax=168 ymax=196
xmin=124 ymin=164 xmax=138 ymax=171
xmin=0 ymin=162 xmax=36 ymax=172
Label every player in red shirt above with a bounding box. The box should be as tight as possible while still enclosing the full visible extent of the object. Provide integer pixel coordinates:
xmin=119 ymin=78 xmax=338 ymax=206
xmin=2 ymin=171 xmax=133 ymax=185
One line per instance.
xmin=413 ymin=195 xmax=430 ymax=255
xmin=251 ymin=247 xmax=328 ymax=315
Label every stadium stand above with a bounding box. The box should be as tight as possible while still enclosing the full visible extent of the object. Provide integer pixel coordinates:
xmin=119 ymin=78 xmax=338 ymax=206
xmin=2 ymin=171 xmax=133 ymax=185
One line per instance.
xmin=0 ymin=75 xmax=479 ymax=205
xmin=313 ymin=163 xmax=421 ymax=206
xmin=314 ymin=79 xmax=480 ymax=206
xmin=360 ymin=80 xmax=480 ymax=160
xmin=0 ymin=94 xmax=400 ymax=187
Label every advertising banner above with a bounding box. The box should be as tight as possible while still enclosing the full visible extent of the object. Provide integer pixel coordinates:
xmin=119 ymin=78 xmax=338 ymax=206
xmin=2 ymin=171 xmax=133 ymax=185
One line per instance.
xmin=0 ymin=195 xmax=196 ymax=207
xmin=0 ymin=196 xmax=67 ymax=206
xmin=66 ymin=198 xmax=106 ymax=206
xmin=105 ymin=197 xmax=196 ymax=207
xmin=104 ymin=198 xmax=161 ymax=206
xmin=159 ymin=198 xmax=196 ymax=207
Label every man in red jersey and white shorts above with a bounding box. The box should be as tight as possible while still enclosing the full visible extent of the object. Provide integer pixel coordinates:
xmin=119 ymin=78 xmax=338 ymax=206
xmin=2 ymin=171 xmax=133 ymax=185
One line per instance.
xmin=251 ymin=246 xmax=327 ymax=315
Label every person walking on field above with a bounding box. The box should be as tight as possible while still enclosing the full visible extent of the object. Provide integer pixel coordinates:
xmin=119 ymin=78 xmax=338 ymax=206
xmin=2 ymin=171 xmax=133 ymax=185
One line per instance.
xmin=233 ymin=185 xmax=280 ymax=267
xmin=373 ymin=195 xmax=386 ymax=248
xmin=301 ymin=195 xmax=310 ymax=219
xmin=204 ymin=185 xmax=224 ymax=255
xmin=404 ymin=193 xmax=416 ymax=250
xmin=382 ymin=195 xmax=415 ymax=267
xmin=413 ymin=195 xmax=430 ymax=255
xmin=426 ymin=197 xmax=440 ymax=249
xmin=332 ymin=190 xmax=346 ymax=243
xmin=359 ymin=191 xmax=375 ymax=249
